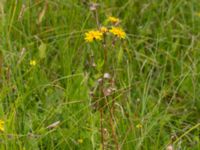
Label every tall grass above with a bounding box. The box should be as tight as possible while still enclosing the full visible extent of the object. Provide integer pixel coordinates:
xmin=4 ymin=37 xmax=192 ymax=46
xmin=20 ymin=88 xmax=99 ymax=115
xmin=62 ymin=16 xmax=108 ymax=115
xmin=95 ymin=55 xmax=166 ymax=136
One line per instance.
xmin=0 ymin=0 xmax=199 ymax=149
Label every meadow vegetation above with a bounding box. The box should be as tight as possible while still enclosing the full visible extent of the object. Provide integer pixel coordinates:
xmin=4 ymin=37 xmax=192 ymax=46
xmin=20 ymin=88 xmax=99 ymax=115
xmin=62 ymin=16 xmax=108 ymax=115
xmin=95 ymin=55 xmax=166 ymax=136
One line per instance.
xmin=0 ymin=0 xmax=199 ymax=149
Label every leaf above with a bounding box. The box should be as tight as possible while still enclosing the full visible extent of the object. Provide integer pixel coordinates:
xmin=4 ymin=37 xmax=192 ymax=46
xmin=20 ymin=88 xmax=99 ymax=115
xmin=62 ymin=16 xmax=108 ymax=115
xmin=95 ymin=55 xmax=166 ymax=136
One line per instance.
xmin=39 ymin=42 xmax=47 ymax=59
xmin=117 ymin=47 xmax=124 ymax=64
xmin=96 ymin=59 xmax=104 ymax=72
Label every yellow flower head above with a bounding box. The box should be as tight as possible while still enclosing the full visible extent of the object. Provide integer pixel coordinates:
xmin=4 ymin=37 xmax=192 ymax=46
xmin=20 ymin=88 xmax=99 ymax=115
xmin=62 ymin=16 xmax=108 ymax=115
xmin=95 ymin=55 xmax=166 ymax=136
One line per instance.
xmin=84 ymin=30 xmax=103 ymax=42
xmin=108 ymin=16 xmax=120 ymax=24
xmin=109 ymin=27 xmax=126 ymax=39
xmin=99 ymin=26 xmax=108 ymax=34
xmin=30 ymin=60 xmax=36 ymax=66
xmin=0 ymin=120 xmax=5 ymax=132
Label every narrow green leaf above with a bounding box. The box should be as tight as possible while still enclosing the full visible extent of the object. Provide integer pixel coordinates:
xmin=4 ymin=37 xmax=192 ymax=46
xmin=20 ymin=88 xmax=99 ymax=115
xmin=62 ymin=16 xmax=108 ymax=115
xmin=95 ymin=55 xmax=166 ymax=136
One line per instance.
xmin=117 ymin=47 xmax=124 ymax=64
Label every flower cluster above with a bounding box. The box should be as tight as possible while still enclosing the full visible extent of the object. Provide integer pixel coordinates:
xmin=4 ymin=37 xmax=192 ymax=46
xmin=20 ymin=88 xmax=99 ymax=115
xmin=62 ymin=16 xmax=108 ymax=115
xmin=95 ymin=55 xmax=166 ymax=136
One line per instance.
xmin=84 ymin=16 xmax=126 ymax=42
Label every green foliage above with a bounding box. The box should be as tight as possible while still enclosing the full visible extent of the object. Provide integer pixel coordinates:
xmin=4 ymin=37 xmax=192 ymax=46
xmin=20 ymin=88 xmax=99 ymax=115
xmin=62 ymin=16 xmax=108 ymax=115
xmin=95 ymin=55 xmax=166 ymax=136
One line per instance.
xmin=0 ymin=0 xmax=199 ymax=149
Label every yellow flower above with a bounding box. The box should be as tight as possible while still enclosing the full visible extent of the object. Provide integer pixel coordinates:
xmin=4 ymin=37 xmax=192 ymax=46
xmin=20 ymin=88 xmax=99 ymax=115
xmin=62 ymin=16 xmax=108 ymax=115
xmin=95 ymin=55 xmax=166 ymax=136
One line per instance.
xmin=78 ymin=138 xmax=83 ymax=144
xmin=99 ymin=26 xmax=108 ymax=34
xmin=30 ymin=60 xmax=36 ymax=66
xmin=108 ymin=16 xmax=120 ymax=24
xmin=84 ymin=30 xmax=103 ymax=42
xmin=109 ymin=27 xmax=126 ymax=39
xmin=0 ymin=120 xmax=5 ymax=132
xmin=136 ymin=123 xmax=142 ymax=129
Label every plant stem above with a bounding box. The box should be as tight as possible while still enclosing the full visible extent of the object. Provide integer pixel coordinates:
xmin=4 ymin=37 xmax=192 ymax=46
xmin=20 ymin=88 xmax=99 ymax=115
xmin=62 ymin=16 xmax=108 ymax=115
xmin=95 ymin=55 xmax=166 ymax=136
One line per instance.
xmin=105 ymin=97 xmax=119 ymax=150
xmin=100 ymin=108 xmax=105 ymax=150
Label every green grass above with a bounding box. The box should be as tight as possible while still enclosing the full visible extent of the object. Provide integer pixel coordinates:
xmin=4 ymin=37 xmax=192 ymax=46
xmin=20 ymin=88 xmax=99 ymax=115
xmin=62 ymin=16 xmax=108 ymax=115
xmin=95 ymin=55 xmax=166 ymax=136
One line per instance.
xmin=0 ymin=0 xmax=200 ymax=149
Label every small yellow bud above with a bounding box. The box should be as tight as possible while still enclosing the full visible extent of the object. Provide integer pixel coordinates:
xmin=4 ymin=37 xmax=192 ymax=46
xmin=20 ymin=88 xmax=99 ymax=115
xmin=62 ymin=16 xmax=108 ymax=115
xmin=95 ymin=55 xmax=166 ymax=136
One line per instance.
xmin=30 ymin=60 xmax=36 ymax=66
